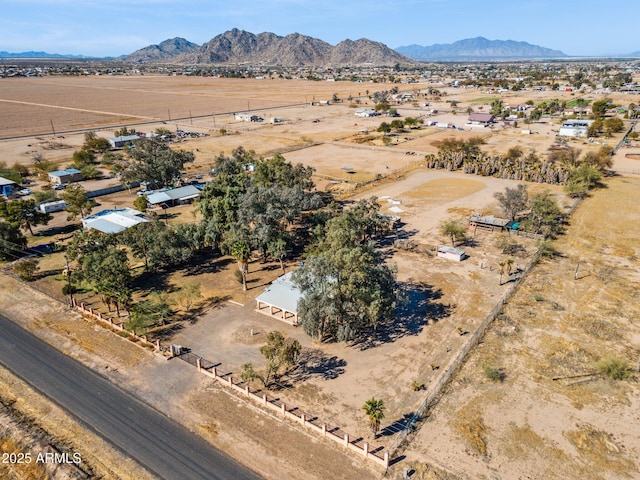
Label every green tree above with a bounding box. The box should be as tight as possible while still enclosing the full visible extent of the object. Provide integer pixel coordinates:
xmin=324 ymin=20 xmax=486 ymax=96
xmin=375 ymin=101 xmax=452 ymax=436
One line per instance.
xmin=591 ymin=98 xmax=610 ymax=118
xmin=176 ymin=282 xmax=202 ymax=312
xmin=230 ymin=239 xmax=251 ymax=291
xmin=259 ymin=331 xmax=301 ymax=388
xmin=0 ymin=199 xmax=51 ymax=235
xmin=293 ymin=202 xmax=398 ymax=342
xmin=268 ymin=235 xmax=289 ymax=273
xmin=0 ymin=162 xmax=23 ymax=184
xmin=128 ymin=291 xmax=172 ymax=333
xmin=82 ymin=132 xmax=111 ymax=153
xmin=12 ymin=256 xmax=40 ymax=281
xmin=490 ymin=99 xmax=504 ymax=116
xmin=59 ymin=184 xmax=95 ymax=221
xmin=0 ymin=220 xmax=27 ymax=260
xmin=522 ymin=190 xmax=561 ymax=235
xmin=494 ymin=184 xmax=528 ymax=222
xmin=122 ymin=220 xmax=195 ymax=272
xmin=252 ymin=153 xmax=315 ymax=190
xmin=377 ymin=122 xmax=391 ymax=134
xmin=79 ymin=245 xmax=131 ymax=313
xmin=440 ymin=219 xmax=467 ymax=247
xmin=564 ymin=165 xmax=601 ymax=197
xmin=362 ymin=397 xmax=386 ymax=435
xmin=72 ymin=149 xmax=96 ymax=168
xmin=133 ymin=195 xmax=149 ymax=212
xmin=114 ymin=127 xmax=137 ymax=137
xmin=603 ymin=117 xmax=624 ymax=136
xmin=119 ymin=138 xmax=194 ymax=189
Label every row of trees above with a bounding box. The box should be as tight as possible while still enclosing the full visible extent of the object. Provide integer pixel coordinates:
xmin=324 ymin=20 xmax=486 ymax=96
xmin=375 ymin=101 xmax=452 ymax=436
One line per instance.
xmin=426 ymin=137 xmax=609 ymax=197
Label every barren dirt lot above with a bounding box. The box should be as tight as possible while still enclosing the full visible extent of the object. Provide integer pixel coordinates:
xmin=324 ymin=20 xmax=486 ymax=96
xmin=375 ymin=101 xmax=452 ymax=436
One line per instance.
xmin=402 ymin=176 xmax=640 ymax=479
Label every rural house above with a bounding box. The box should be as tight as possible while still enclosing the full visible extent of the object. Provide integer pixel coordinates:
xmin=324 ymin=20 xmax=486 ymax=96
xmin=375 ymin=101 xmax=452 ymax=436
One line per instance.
xmin=48 ymin=168 xmax=83 ymax=184
xmin=108 ymin=134 xmax=140 ymax=149
xmin=467 ymin=112 xmax=495 ymax=126
xmin=558 ymin=119 xmax=594 ymax=137
xmin=145 ymin=185 xmax=201 ymax=209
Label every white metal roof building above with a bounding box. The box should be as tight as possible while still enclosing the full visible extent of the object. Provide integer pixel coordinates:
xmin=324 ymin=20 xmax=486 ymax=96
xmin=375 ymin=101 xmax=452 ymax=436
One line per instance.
xmin=145 ymin=185 xmax=201 ymax=207
xmin=558 ymin=119 xmax=594 ymax=137
xmin=255 ymin=271 xmax=302 ymax=326
xmin=82 ymin=208 xmax=149 ymax=234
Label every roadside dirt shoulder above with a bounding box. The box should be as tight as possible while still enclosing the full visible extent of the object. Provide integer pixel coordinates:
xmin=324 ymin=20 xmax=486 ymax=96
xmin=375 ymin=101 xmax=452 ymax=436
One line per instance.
xmin=0 ymin=274 xmax=378 ymax=480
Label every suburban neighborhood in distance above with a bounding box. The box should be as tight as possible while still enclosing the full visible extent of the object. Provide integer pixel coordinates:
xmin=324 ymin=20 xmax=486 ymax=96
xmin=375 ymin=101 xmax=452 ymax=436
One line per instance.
xmin=1 ymin=18 xmax=640 ymax=480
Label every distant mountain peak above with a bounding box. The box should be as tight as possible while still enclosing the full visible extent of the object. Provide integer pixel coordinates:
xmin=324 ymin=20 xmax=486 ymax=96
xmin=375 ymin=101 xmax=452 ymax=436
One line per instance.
xmin=124 ymin=29 xmax=413 ymax=66
xmin=396 ymin=37 xmax=567 ymax=61
xmin=124 ymin=37 xmax=200 ymax=63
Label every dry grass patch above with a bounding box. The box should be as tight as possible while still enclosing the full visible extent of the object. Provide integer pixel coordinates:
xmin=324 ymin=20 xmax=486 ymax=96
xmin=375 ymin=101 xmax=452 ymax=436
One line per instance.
xmin=408 ymin=461 xmax=462 ymax=480
xmin=538 ymin=337 xmax=597 ymax=378
xmin=451 ymin=406 xmax=489 ymax=457
xmin=0 ymin=435 xmax=51 ymax=480
xmin=565 ymin=424 xmax=636 ymax=476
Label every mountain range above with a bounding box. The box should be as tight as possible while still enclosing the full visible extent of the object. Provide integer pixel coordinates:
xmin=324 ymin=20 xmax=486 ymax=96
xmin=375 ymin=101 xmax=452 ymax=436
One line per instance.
xmin=124 ymin=29 xmax=411 ymax=66
xmin=396 ymin=37 xmax=567 ymax=60
xmin=3 ymin=31 xmax=639 ymax=63
xmin=0 ymin=50 xmax=90 ymax=59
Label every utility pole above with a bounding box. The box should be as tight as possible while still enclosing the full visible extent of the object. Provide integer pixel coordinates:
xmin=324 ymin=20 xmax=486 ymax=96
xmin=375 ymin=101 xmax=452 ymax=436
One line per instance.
xmin=50 ymin=119 xmax=56 ymax=138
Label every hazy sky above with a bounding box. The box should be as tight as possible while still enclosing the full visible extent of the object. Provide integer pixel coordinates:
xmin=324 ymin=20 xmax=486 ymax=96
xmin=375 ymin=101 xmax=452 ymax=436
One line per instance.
xmin=2 ymin=0 xmax=638 ymax=57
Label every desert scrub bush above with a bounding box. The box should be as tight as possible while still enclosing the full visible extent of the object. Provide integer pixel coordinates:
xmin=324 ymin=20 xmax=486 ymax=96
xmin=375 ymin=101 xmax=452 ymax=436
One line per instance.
xmin=484 ymin=365 xmax=505 ymax=382
xmin=597 ymin=357 xmax=631 ymax=380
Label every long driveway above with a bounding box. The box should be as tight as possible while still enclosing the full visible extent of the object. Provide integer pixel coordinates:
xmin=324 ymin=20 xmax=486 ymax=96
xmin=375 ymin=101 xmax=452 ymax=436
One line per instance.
xmin=0 ymin=313 xmax=262 ymax=480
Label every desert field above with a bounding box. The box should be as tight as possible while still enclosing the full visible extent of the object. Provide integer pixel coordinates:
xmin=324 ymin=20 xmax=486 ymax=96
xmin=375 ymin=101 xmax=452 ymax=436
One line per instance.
xmin=1 ymin=74 xmax=639 ymax=480
xmin=402 ymin=176 xmax=640 ymax=479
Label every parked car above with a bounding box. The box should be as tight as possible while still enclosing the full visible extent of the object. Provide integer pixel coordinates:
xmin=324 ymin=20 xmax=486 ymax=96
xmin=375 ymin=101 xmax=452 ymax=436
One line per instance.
xmin=19 ymin=188 xmax=31 ymax=195
xmin=53 ymin=183 xmax=67 ymax=190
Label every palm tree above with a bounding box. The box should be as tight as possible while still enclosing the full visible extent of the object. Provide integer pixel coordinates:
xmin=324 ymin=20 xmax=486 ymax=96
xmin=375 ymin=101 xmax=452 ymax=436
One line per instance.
xmin=231 ymin=240 xmax=251 ymax=291
xmin=362 ymin=397 xmax=386 ymax=435
xmin=498 ymin=261 xmax=506 ymax=285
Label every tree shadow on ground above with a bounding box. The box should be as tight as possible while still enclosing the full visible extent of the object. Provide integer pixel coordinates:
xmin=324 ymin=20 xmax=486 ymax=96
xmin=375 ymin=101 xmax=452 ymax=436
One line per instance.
xmin=183 ymin=254 xmax=233 ymax=277
xmin=130 ymin=269 xmax=175 ymax=293
xmin=353 ymin=281 xmax=452 ymax=350
xmin=173 ymin=295 xmax=230 ymax=325
xmin=287 ymin=347 xmax=347 ymax=382
xmin=377 ymin=227 xmax=420 ymax=251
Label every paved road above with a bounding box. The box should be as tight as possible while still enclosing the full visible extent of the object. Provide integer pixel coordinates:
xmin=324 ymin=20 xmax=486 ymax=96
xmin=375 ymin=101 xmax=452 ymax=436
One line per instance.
xmin=0 ymin=313 xmax=262 ymax=480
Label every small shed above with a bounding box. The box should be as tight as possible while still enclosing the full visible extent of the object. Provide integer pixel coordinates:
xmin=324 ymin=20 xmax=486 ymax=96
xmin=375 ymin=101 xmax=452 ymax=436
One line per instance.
xmin=48 ymin=168 xmax=83 ymax=184
xmin=437 ymin=245 xmax=466 ymax=262
xmin=255 ymin=271 xmax=302 ymax=326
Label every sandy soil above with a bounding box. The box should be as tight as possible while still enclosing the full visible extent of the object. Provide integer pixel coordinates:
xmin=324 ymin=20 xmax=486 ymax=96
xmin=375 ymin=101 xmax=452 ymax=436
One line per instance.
xmin=401 ymin=176 xmax=640 ymax=479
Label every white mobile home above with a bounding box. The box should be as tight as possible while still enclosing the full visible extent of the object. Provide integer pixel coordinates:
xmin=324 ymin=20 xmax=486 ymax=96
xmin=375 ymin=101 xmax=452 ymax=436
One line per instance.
xmin=437 ymin=245 xmax=466 ymax=262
